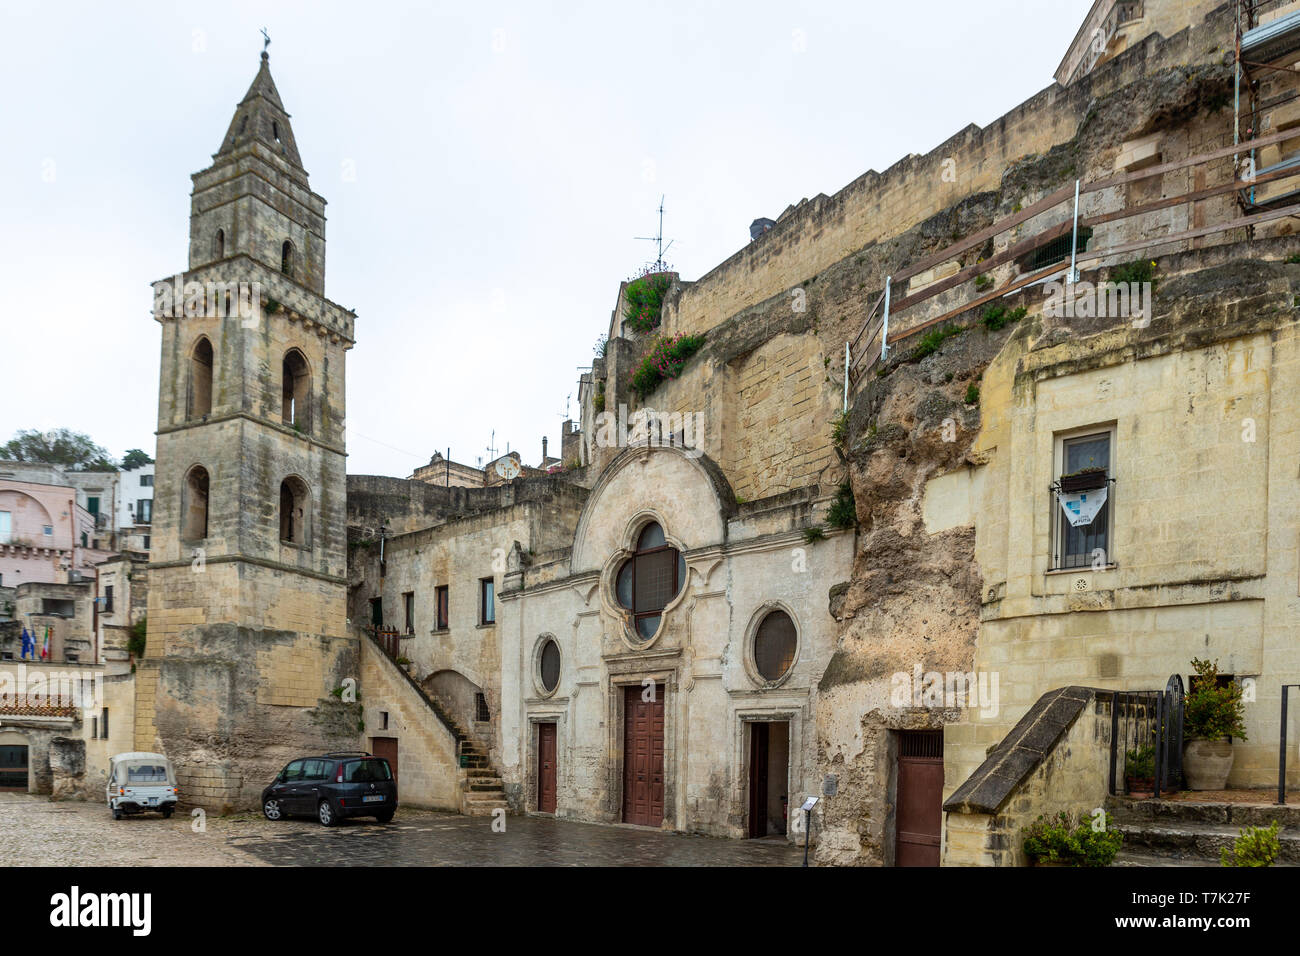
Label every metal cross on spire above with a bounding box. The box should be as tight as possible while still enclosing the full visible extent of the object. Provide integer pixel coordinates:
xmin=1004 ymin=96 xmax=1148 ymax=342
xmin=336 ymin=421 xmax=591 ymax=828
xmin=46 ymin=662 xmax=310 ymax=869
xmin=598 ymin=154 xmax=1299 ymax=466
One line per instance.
xmin=261 ymin=27 xmax=271 ymax=52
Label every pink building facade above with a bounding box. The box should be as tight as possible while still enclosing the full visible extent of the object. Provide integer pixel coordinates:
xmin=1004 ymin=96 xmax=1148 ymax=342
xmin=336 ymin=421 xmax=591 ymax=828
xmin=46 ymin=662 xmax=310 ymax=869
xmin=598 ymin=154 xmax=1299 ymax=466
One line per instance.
xmin=0 ymin=479 xmax=97 ymax=588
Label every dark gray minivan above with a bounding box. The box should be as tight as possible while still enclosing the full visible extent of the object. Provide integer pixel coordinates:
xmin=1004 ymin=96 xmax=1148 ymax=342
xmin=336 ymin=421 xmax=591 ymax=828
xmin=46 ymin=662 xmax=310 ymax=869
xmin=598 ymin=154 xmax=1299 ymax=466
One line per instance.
xmin=261 ymin=752 xmax=397 ymax=826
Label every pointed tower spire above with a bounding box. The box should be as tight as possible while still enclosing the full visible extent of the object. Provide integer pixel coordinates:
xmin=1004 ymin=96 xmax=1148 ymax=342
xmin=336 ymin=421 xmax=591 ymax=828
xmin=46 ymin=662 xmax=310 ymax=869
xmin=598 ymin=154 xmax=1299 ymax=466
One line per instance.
xmin=215 ymin=48 xmax=304 ymax=170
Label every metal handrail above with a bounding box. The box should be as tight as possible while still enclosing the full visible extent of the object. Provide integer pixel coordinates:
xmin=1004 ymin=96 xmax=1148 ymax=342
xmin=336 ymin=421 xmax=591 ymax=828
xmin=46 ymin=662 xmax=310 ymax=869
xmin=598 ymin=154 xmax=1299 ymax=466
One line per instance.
xmin=842 ymin=128 xmax=1300 ymax=398
xmin=1278 ymin=684 xmax=1300 ymax=804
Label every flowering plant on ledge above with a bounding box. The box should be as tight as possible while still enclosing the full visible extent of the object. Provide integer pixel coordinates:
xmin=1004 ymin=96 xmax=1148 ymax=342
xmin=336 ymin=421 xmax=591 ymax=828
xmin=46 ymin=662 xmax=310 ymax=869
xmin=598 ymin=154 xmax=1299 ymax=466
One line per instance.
xmin=623 ymin=272 xmax=673 ymax=335
xmin=631 ymin=333 xmax=705 ymax=398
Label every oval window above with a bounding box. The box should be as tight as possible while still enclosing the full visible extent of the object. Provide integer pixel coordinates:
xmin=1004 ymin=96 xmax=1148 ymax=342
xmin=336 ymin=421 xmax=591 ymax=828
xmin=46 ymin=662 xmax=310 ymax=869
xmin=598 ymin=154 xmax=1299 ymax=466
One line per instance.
xmin=754 ymin=610 xmax=797 ymax=682
xmin=615 ymin=521 xmax=684 ymax=641
xmin=540 ymin=639 xmax=560 ymax=693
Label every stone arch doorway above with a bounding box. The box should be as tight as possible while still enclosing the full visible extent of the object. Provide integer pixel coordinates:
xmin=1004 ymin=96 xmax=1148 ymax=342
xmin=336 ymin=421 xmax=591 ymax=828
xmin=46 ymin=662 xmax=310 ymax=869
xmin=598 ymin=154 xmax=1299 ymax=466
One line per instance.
xmin=421 ymin=670 xmax=490 ymax=738
xmin=0 ymin=731 xmax=30 ymax=792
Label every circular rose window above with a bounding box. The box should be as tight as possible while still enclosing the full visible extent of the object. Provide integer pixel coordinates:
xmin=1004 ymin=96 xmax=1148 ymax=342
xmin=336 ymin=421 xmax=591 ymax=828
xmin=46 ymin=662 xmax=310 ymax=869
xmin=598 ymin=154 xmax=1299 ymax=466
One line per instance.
xmin=753 ymin=610 xmax=797 ymax=682
xmin=614 ymin=522 xmax=686 ymax=641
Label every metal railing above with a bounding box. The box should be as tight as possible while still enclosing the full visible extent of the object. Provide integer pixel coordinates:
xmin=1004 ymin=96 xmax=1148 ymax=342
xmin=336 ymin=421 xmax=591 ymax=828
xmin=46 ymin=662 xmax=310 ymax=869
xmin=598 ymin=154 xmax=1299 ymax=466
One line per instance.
xmin=372 ymin=624 xmax=403 ymax=659
xmin=1108 ymin=675 xmax=1184 ymax=797
xmin=843 ymin=128 xmax=1300 ymax=392
xmin=1278 ymin=683 xmax=1300 ymax=804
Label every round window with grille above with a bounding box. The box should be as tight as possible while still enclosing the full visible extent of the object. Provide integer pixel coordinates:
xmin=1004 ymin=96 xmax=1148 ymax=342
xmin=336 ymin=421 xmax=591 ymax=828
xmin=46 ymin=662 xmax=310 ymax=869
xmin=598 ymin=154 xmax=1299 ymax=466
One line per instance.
xmin=539 ymin=639 xmax=561 ymax=693
xmin=614 ymin=521 xmax=686 ymax=642
xmin=753 ymin=610 xmax=797 ymax=682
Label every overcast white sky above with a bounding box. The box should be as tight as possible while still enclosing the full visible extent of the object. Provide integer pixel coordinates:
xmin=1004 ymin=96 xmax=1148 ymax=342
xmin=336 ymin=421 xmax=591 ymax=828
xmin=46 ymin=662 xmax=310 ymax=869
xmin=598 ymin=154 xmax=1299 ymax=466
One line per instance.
xmin=0 ymin=0 xmax=1091 ymax=477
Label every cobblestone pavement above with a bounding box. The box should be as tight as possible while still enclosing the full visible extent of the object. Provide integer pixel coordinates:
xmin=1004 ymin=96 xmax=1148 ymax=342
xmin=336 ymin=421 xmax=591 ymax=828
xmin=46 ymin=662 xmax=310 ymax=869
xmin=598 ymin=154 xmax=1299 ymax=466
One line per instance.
xmin=0 ymin=794 xmax=803 ymax=866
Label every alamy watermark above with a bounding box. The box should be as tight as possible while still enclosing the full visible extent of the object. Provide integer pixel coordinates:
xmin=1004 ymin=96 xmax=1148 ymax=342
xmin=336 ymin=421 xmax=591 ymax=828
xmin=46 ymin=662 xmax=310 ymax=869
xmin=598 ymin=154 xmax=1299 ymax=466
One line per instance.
xmin=0 ymin=664 xmax=104 ymax=710
xmin=891 ymin=664 xmax=999 ymax=718
xmin=152 ymin=274 xmax=263 ymax=328
xmin=1043 ymin=279 xmax=1153 ymax=328
xmin=591 ymin=403 xmax=705 ymax=458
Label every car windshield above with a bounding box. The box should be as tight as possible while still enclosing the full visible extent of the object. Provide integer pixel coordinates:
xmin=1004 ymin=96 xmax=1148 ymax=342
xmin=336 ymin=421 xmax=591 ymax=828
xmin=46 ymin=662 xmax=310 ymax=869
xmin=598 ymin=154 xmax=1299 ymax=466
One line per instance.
xmin=124 ymin=764 xmax=169 ymax=784
xmin=342 ymin=759 xmax=392 ymax=783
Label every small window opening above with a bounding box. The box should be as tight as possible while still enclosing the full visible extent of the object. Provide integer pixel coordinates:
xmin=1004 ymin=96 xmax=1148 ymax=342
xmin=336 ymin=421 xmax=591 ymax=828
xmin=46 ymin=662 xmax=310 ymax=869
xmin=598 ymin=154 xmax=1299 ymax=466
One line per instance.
xmin=183 ymin=466 xmax=210 ymax=540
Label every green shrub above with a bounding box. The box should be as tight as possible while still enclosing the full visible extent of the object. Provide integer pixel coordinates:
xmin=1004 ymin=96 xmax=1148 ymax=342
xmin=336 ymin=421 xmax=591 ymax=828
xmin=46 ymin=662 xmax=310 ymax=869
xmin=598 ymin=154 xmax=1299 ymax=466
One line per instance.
xmin=802 ymin=526 xmax=826 ymax=544
xmin=1110 ymin=259 xmax=1157 ymax=286
xmin=1124 ymin=744 xmax=1155 ymax=779
xmin=964 ymin=383 xmax=979 ymax=405
xmin=911 ymin=324 xmax=964 ymax=360
xmin=974 ymin=274 xmax=993 ymax=291
xmin=826 ymin=482 xmax=856 ymax=530
xmin=623 ymin=272 xmax=673 ymax=334
xmin=830 ymin=410 xmax=850 ymax=446
xmin=1221 ymin=822 xmax=1280 ymax=867
xmin=1286 ymin=253 xmax=1300 ymax=265
xmin=630 ymin=333 xmax=705 ymax=397
xmin=127 ymin=617 xmax=148 ymax=659
xmin=1184 ymin=657 xmax=1247 ymax=741
xmin=982 ymin=304 xmax=1027 ymax=331
xmin=1022 ymin=811 xmax=1124 ymax=867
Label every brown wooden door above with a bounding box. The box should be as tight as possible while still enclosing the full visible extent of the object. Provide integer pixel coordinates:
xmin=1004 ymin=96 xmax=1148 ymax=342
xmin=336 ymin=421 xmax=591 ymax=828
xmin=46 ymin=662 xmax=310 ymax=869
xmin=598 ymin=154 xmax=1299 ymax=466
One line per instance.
xmin=370 ymin=737 xmax=399 ymax=785
xmin=622 ymin=684 xmax=664 ymax=826
xmin=537 ymin=722 xmax=557 ymax=813
xmin=748 ymin=722 xmax=770 ymax=838
xmin=895 ymin=730 xmax=943 ymax=866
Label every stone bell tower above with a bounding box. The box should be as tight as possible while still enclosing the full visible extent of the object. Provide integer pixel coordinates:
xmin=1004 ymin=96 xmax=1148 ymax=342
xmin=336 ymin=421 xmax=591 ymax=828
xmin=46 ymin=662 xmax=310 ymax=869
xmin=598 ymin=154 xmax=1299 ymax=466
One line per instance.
xmin=135 ymin=50 xmax=360 ymax=810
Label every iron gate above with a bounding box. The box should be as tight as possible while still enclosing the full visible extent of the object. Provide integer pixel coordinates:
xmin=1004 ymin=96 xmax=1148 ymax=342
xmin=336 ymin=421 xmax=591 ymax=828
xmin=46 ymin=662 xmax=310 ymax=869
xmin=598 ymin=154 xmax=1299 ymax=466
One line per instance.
xmin=1108 ymin=675 xmax=1184 ymax=797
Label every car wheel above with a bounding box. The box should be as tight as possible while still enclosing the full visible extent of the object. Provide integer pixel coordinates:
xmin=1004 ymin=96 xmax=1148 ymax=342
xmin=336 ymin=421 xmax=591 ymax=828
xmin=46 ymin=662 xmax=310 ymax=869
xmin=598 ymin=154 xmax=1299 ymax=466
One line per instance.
xmin=112 ymin=808 xmax=122 ymax=821
xmin=375 ymin=809 xmax=394 ymax=824
xmin=317 ymin=799 xmax=338 ymax=827
xmin=162 ymin=806 xmax=174 ymax=819
xmin=262 ymin=799 xmax=283 ymax=821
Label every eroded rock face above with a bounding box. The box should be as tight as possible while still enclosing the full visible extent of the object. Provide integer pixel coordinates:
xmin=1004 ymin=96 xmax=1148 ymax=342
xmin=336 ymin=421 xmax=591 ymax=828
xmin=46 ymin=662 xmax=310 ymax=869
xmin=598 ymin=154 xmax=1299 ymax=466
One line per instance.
xmin=814 ymin=309 xmax=1021 ymax=865
xmin=49 ymin=737 xmax=87 ymax=801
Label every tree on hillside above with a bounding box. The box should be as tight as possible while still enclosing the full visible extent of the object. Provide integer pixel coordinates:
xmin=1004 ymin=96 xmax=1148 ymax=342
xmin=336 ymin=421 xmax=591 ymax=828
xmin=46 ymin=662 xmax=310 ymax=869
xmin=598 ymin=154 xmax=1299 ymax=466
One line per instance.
xmin=122 ymin=448 xmax=155 ymax=469
xmin=2 ymin=429 xmax=118 ymax=471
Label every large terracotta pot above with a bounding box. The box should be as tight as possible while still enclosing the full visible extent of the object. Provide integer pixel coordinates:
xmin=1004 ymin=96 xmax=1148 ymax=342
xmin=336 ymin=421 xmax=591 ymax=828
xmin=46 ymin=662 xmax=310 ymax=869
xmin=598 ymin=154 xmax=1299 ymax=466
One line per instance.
xmin=1183 ymin=738 xmax=1233 ymax=790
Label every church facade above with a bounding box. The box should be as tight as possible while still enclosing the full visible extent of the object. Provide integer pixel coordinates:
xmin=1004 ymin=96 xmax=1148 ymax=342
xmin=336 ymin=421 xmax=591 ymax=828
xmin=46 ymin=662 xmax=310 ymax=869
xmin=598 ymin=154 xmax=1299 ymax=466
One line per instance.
xmin=130 ymin=1 xmax=1300 ymax=866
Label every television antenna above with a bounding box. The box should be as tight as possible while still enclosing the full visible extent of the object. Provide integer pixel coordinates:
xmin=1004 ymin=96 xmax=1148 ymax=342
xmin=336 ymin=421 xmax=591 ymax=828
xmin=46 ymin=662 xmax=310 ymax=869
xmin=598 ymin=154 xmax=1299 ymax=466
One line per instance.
xmin=635 ymin=195 xmax=675 ymax=273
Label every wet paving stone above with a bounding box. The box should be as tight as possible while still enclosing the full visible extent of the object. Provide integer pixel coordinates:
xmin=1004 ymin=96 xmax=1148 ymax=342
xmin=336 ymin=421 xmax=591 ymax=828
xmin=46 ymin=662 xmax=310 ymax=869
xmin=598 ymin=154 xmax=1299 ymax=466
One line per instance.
xmin=0 ymin=794 xmax=804 ymax=867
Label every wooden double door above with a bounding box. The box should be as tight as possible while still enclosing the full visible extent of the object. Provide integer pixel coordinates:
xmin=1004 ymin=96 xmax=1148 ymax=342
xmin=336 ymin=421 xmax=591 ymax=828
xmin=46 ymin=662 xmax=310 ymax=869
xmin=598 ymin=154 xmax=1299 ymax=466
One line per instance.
xmin=622 ymin=684 xmax=664 ymax=827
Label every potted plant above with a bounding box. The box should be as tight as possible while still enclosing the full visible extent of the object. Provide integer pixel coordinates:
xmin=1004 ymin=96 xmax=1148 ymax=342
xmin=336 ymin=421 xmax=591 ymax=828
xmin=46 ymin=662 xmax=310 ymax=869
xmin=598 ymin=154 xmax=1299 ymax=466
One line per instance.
xmin=1182 ymin=657 xmax=1247 ymax=790
xmin=1022 ymin=811 xmax=1124 ymax=867
xmin=1124 ymin=744 xmax=1157 ymax=798
xmin=1058 ymin=466 xmax=1108 ymax=493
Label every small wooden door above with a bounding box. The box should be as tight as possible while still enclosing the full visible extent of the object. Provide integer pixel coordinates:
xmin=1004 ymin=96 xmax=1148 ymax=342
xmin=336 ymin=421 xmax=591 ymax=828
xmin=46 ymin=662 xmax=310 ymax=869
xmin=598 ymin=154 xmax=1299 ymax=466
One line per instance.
xmin=537 ymin=722 xmax=557 ymax=813
xmin=748 ymin=722 xmax=770 ymax=838
xmin=371 ymin=737 xmax=399 ymax=785
xmin=622 ymin=684 xmax=664 ymax=827
xmin=895 ymin=730 xmax=943 ymax=867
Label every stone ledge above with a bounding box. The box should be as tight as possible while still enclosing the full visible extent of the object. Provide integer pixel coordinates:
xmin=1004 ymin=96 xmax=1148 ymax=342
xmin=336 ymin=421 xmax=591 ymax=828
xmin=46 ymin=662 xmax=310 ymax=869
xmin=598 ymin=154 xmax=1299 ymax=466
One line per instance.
xmin=943 ymin=685 xmax=1102 ymax=814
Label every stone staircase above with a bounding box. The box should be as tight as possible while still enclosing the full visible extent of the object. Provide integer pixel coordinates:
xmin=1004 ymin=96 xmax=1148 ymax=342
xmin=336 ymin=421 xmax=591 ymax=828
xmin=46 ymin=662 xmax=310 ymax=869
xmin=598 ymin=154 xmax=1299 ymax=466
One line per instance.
xmin=443 ymin=716 xmax=509 ymax=817
xmin=363 ymin=630 xmax=508 ymax=816
xmin=1108 ymin=795 xmax=1300 ymax=866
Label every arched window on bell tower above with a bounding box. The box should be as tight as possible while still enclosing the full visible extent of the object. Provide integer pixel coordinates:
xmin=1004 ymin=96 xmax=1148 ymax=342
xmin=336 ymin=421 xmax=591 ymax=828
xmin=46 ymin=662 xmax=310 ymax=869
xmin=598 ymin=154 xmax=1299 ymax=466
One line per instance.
xmin=281 ymin=240 xmax=295 ymax=277
xmin=188 ymin=336 xmax=214 ymax=419
xmin=279 ymin=476 xmax=311 ymax=547
xmin=183 ymin=466 xmax=210 ymax=541
xmin=282 ymin=349 xmax=311 ymax=431
xmin=213 ymin=228 xmax=225 ymax=260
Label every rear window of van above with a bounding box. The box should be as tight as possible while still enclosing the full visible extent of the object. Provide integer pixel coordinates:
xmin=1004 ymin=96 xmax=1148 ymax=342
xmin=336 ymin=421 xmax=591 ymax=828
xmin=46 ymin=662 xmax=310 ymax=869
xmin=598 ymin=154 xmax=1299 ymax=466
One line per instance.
xmin=341 ymin=759 xmax=392 ymax=782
